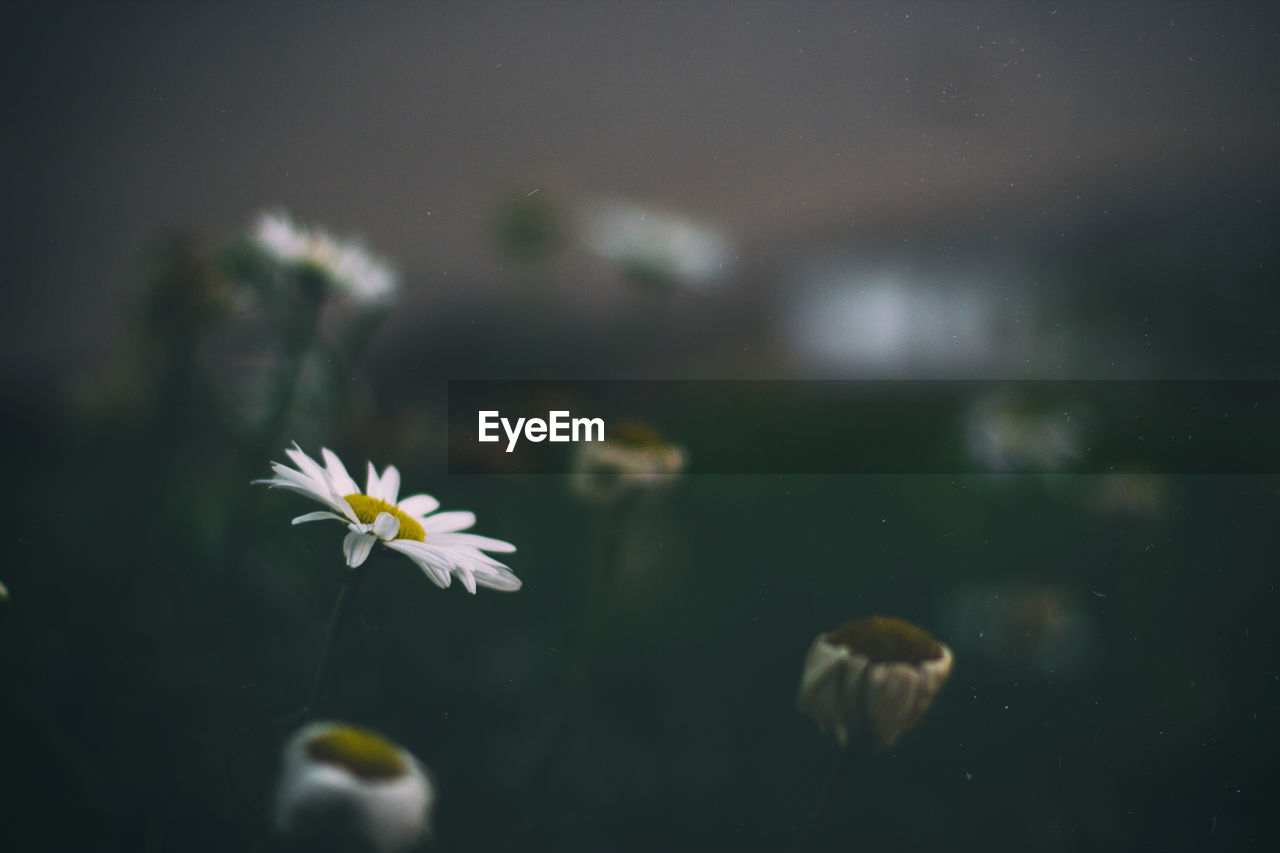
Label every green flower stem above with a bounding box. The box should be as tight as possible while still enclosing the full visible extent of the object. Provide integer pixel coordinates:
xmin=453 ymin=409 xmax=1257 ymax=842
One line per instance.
xmin=789 ymin=739 xmax=864 ymax=853
xmin=327 ymin=306 xmax=389 ymax=418
xmin=303 ymin=563 xmax=368 ymax=722
xmin=519 ymin=492 xmax=641 ymax=841
xmin=260 ymin=288 xmax=322 ymax=447
xmin=579 ymin=491 xmax=640 ymax=672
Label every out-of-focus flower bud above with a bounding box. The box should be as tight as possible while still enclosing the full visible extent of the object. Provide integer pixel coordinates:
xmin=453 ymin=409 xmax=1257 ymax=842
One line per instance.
xmin=274 ymin=722 xmax=433 ymax=853
xmin=570 ymin=421 xmax=686 ymax=503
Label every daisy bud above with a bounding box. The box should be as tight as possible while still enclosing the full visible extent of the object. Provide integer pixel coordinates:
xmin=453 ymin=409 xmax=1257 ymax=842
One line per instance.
xmin=274 ymin=722 xmax=434 ymax=853
xmin=798 ymin=615 xmax=953 ymax=749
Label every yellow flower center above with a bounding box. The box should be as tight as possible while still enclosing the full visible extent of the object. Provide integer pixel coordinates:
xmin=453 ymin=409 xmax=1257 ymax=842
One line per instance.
xmin=827 ymin=615 xmax=943 ymax=664
xmin=306 ymin=725 xmax=408 ymax=781
xmin=343 ymin=494 xmax=425 ymax=542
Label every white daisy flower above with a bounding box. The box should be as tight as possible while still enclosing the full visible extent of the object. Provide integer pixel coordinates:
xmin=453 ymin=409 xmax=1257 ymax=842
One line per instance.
xmin=275 ymin=721 xmax=434 ymax=853
xmin=257 ymin=444 xmax=521 ymax=594
xmin=253 ymin=211 xmax=399 ymax=305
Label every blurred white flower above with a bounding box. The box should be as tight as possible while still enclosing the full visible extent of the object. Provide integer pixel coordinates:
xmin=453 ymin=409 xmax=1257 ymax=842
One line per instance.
xmin=254 ymin=211 xmax=398 ymax=304
xmin=570 ymin=422 xmax=686 ymax=503
xmin=581 ymin=200 xmax=733 ymax=290
xmin=798 ymin=615 xmax=953 ymax=749
xmin=783 ymin=254 xmax=1045 ymax=377
xmin=257 ymin=444 xmax=522 ymax=593
xmin=789 ymin=276 xmax=994 ymax=372
xmin=275 ymin=722 xmax=433 ymax=853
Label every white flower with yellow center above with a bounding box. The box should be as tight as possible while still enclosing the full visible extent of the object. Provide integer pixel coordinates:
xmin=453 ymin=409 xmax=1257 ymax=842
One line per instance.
xmin=254 ymin=211 xmax=399 ymax=305
xmin=275 ymin=722 xmax=434 ymax=852
xmin=257 ymin=444 xmax=521 ymax=594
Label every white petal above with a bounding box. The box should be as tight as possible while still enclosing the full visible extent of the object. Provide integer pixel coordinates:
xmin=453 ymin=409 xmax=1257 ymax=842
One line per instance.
xmin=343 ymin=531 xmax=377 ymax=567
xmin=372 ymin=511 xmax=400 ymax=540
xmin=366 ymin=461 xmax=382 ymax=499
xmin=384 ymin=541 xmax=453 ymax=588
xmin=472 ymin=562 xmax=523 ymax=592
xmin=420 ymin=511 xmax=475 ymax=534
xmin=455 ymin=565 xmax=478 ymax=594
xmin=397 ymin=494 xmax=439 ymax=518
xmin=322 ymin=448 xmax=359 ymax=496
xmin=442 ymin=544 xmax=510 ymax=570
xmin=431 ymin=532 xmax=517 ymax=553
xmin=332 ymin=496 xmax=360 ymax=524
xmin=292 ymin=511 xmax=345 ymax=525
xmin=411 ymin=544 xmax=461 ymax=573
xmin=451 ymin=546 xmax=506 ymax=571
xmin=261 ymin=468 xmax=355 ymax=518
xmin=284 ymin=444 xmax=327 ymax=487
xmin=380 ymin=466 xmax=401 ymax=505
xmin=467 ymin=546 xmax=510 ymax=565
xmin=445 ymin=548 xmax=521 ymax=592
xmin=265 ymin=464 xmax=325 ymax=494
xmin=257 ymin=479 xmax=331 ymax=506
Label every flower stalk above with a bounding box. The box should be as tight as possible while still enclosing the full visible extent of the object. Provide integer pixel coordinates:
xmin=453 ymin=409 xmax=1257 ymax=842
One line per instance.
xmin=789 ymin=739 xmax=865 ymax=853
xmin=304 ymin=562 xmax=369 ymax=722
xmin=260 ymin=291 xmax=322 ymax=446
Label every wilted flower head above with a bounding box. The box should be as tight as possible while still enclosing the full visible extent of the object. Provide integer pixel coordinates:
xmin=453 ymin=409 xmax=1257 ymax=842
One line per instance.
xmin=570 ymin=421 xmax=686 ymax=503
xmin=253 ymin=211 xmax=398 ymax=304
xmin=275 ymin=722 xmax=433 ymax=853
xmin=798 ymin=615 xmax=953 ymax=749
xmin=581 ymin=200 xmax=733 ymax=290
xmin=256 ymin=444 xmax=521 ymax=593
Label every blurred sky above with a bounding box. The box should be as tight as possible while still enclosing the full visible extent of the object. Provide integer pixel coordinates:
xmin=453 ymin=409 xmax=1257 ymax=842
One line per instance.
xmin=6 ymin=1 xmax=1280 ymax=385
